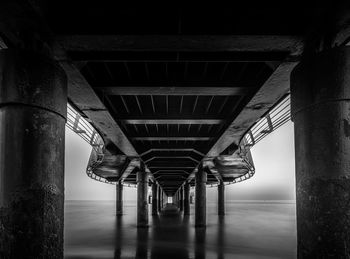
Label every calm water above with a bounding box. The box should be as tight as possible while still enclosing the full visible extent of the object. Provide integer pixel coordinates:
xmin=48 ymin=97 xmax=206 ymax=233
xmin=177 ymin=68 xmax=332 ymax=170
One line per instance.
xmin=64 ymin=201 xmax=296 ymax=259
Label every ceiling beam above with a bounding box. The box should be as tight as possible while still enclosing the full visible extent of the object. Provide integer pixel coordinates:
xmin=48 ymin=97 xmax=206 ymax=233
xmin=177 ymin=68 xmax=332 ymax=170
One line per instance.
xmin=141 ymin=149 xmax=205 ymax=157
xmin=206 ymin=61 xmax=297 ymax=157
xmin=97 ymin=86 xmax=252 ymax=96
xmin=60 ymin=61 xmax=139 ymax=156
xmin=148 ymin=166 xmax=195 ymax=169
xmin=122 ymin=119 xmax=224 ymax=125
xmin=55 ymin=35 xmax=303 ymax=56
xmin=145 ymin=156 xmax=199 ymax=163
xmin=132 ymin=137 xmax=212 ymax=141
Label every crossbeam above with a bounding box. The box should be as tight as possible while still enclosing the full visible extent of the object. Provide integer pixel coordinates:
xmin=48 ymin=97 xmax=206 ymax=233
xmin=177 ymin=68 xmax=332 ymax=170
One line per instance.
xmin=132 ymin=137 xmax=212 ymax=141
xmin=122 ymin=119 xmax=224 ymax=125
xmin=145 ymin=156 xmax=199 ymax=163
xmin=60 ymin=61 xmax=139 ymax=157
xmin=207 ymin=62 xmax=297 ymax=157
xmin=141 ymin=149 xmax=205 ymax=157
xmin=56 ymin=35 xmax=303 ymax=55
xmin=97 ymin=86 xmax=252 ymax=96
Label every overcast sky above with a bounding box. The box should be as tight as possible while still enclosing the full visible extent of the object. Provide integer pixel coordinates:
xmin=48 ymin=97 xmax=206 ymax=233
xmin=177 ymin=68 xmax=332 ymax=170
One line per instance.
xmin=65 ymin=121 xmax=295 ymax=201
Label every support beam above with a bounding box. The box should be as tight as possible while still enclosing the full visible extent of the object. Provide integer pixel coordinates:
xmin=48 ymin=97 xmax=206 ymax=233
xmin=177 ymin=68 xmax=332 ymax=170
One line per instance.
xmin=180 ymin=186 xmax=184 ymax=212
xmin=133 ymin=137 xmax=212 ymax=141
xmin=207 ymin=61 xmax=297 ymax=157
xmin=123 ymin=119 xmax=224 ymax=125
xmin=0 ymin=49 xmax=67 ymax=258
xmin=195 ymin=166 xmax=207 ymax=227
xmin=116 ymin=180 xmax=123 ymax=216
xmin=184 ymin=183 xmax=190 ymax=215
xmin=141 ymin=149 xmax=205 ymax=157
xmin=152 ymin=183 xmax=158 ymax=215
xmin=97 ymin=86 xmax=252 ymax=96
xmin=218 ymin=181 xmax=225 ymax=216
xmin=137 ymin=165 xmax=149 ymax=227
xmin=60 ymin=61 xmax=139 ymax=156
xmin=55 ymin=35 xmax=303 ymax=55
xmin=145 ymin=156 xmax=199 ymax=163
xmin=291 ymin=46 xmax=350 ymax=258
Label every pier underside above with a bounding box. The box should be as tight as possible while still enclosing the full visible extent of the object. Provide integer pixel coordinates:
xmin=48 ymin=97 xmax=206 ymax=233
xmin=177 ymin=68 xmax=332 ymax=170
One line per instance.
xmin=1 ymin=1 xmax=350 ymax=258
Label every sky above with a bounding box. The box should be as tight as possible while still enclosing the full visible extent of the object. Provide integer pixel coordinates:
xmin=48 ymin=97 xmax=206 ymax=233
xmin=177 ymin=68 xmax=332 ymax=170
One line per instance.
xmin=65 ymin=121 xmax=295 ymax=201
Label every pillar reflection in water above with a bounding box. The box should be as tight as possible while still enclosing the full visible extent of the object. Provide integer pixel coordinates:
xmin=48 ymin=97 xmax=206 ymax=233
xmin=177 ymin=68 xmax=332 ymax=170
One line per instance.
xmin=114 ymin=216 xmax=123 ymax=259
xmin=150 ymin=205 xmax=190 ymax=259
xmin=217 ymin=216 xmax=225 ymax=259
xmin=195 ymin=227 xmax=206 ymax=259
xmin=136 ymin=227 xmax=149 ymax=259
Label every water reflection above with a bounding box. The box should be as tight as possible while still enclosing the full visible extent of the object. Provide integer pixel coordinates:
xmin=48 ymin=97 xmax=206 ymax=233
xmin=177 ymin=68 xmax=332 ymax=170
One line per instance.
xmin=195 ymin=227 xmax=206 ymax=259
xmin=217 ymin=216 xmax=225 ymax=259
xmin=65 ymin=201 xmax=296 ymax=259
xmin=150 ymin=204 xmax=189 ymax=259
xmin=136 ymin=228 xmax=149 ymax=258
xmin=114 ymin=216 xmax=123 ymax=259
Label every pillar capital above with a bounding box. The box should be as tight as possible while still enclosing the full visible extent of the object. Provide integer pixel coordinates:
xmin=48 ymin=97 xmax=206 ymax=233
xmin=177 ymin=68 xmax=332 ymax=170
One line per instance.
xmin=136 ymin=170 xmax=148 ymax=183
xmin=196 ymin=166 xmax=207 ymax=183
xmin=291 ymin=46 xmax=350 ymax=121
xmin=0 ymin=49 xmax=67 ymax=119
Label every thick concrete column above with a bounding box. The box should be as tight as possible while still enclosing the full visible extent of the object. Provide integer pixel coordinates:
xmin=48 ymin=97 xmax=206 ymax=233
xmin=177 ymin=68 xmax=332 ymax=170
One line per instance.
xmin=152 ymin=183 xmax=158 ymax=215
xmin=157 ymin=185 xmax=161 ymax=212
xmin=291 ymin=46 xmax=350 ymax=258
xmin=116 ymin=180 xmax=123 ymax=216
xmin=0 ymin=49 xmax=67 ymax=258
xmin=160 ymin=191 xmax=163 ymax=208
xmin=180 ymin=186 xmax=184 ymax=211
xmin=184 ymin=182 xmax=190 ymax=215
xmin=218 ymin=180 xmax=225 ymax=216
xmin=137 ymin=165 xmax=149 ymax=228
xmin=195 ymin=166 xmax=207 ymax=227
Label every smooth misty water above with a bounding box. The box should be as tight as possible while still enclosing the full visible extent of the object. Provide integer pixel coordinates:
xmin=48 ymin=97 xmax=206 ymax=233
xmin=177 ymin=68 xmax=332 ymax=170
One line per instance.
xmin=64 ymin=201 xmax=296 ymax=259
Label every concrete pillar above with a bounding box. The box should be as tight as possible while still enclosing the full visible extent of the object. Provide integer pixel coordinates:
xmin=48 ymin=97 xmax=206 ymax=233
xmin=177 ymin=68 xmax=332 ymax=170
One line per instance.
xmin=0 ymin=49 xmax=67 ymax=258
xmin=184 ymin=182 xmax=190 ymax=215
xmin=160 ymin=191 xmax=163 ymax=208
xmin=176 ymin=191 xmax=179 ymax=207
xmin=137 ymin=165 xmax=149 ymax=228
xmin=116 ymin=180 xmax=123 ymax=216
xmin=180 ymin=186 xmax=184 ymax=211
xmin=291 ymin=46 xmax=350 ymax=258
xmin=195 ymin=166 xmax=207 ymax=227
xmin=152 ymin=183 xmax=158 ymax=215
xmin=218 ymin=180 xmax=225 ymax=216
xmin=157 ymin=185 xmax=161 ymax=212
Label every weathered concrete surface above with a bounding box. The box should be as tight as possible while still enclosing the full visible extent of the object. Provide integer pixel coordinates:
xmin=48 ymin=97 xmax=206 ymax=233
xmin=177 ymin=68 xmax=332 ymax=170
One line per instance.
xmin=152 ymin=183 xmax=158 ymax=215
xmin=0 ymin=49 xmax=67 ymax=258
xmin=218 ymin=181 xmax=225 ymax=216
xmin=137 ymin=168 xmax=149 ymax=227
xmin=184 ymin=183 xmax=190 ymax=215
xmin=180 ymin=186 xmax=184 ymax=212
xmin=195 ymin=167 xmax=207 ymax=227
xmin=291 ymin=46 xmax=350 ymax=258
xmin=116 ymin=180 xmax=123 ymax=216
xmin=157 ymin=185 xmax=161 ymax=212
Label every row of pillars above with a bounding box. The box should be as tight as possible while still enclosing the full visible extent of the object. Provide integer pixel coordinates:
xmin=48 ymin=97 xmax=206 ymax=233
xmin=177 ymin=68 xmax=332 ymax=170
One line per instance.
xmin=116 ymin=162 xmax=226 ymax=229
xmin=115 ymin=167 xmax=167 ymax=227
xmin=1 ymin=47 xmax=350 ymax=257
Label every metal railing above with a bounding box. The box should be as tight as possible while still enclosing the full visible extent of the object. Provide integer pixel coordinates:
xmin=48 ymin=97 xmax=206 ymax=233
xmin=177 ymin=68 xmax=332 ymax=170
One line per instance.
xmin=243 ymin=94 xmax=291 ymax=147
xmin=67 ymin=93 xmax=291 ymax=187
xmin=206 ymin=94 xmax=291 ymax=187
xmin=66 ymin=104 xmax=113 ymax=184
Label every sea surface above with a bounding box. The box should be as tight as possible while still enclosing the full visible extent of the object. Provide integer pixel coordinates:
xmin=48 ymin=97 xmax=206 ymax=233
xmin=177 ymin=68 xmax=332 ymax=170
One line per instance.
xmin=64 ymin=201 xmax=296 ymax=259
